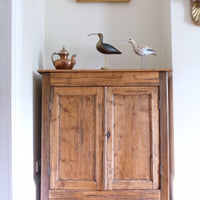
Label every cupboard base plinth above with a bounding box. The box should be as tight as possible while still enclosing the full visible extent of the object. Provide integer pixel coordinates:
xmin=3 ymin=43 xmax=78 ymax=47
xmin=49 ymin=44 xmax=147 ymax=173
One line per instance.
xmin=49 ymin=190 xmax=161 ymax=200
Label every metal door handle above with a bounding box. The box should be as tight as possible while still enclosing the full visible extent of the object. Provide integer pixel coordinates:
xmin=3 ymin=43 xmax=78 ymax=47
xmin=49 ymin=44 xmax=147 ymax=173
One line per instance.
xmin=106 ymin=132 xmax=111 ymax=138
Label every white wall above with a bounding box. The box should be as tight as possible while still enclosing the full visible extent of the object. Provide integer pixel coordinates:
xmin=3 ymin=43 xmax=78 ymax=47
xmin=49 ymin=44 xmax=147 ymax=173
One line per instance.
xmin=12 ymin=0 xmax=44 ymax=200
xmin=9 ymin=1 xmax=172 ymax=200
xmin=10 ymin=0 xmax=200 ymax=200
xmin=8 ymin=0 xmax=200 ymax=199
xmin=7 ymin=0 xmax=200 ymax=200
xmin=0 ymin=0 xmax=12 ymax=199
xmin=45 ymin=0 xmax=172 ymax=69
xmin=171 ymin=0 xmax=200 ymax=199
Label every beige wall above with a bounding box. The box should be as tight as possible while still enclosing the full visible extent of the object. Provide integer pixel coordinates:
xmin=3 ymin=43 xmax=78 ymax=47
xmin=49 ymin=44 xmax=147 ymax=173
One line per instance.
xmin=6 ymin=0 xmax=200 ymax=200
xmin=44 ymin=0 xmax=172 ymax=69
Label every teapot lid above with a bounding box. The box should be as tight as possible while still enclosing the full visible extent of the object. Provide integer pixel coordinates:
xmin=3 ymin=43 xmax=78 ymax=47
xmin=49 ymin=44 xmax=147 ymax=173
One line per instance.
xmin=59 ymin=47 xmax=69 ymax=55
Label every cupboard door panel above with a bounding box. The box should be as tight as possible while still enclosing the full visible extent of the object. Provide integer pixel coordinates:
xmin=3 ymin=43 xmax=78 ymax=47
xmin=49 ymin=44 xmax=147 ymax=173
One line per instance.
xmin=59 ymin=95 xmax=95 ymax=180
xmin=107 ymin=87 xmax=159 ymax=190
xmin=114 ymin=94 xmax=151 ymax=181
xmin=50 ymin=87 xmax=104 ymax=190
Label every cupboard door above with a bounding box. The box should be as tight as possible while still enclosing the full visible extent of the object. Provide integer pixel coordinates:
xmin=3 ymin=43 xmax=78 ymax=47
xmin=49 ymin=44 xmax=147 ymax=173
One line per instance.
xmin=50 ymin=87 xmax=104 ymax=190
xmin=107 ymin=87 xmax=159 ymax=190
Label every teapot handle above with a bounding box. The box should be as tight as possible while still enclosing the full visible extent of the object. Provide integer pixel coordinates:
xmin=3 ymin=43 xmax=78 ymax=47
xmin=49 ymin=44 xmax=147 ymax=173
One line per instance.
xmin=51 ymin=52 xmax=59 ymax=65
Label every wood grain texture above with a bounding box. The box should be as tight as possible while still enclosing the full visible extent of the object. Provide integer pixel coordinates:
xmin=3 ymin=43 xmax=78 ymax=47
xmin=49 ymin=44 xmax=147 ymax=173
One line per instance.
xmin=113 ymin=94 xmax=151 ymax=180
xmin=50 ymin=87 xmax=104 ymax=190
xmin=96 ymin=87 xmax=104 ymax=190
xmin=49 ymin=71 xmax=160 ymax=87
xmin=151 ymin=87 xmax=160 ymax=190
xmin=103 ymin=87 xmax=108 ymax=190
xmin=41 ymin=73 xmax=50 ymax=200
xmin=168 ymin=74 xmax=174 ymax=200
xmin=49 ymin=190 xmax=161 ymax=200
xmin=106 ymin=87 xmax=113 ymax=190
xmin=39 ymin=70 xmax=172 ymax=200
xmin=38 ymin=69 xmax=172 ymax=74
xmin=59 ymin=95 xmax=95 ymax=180
xmin=107 ymin=87 xmax=160 ymax=190
xmin=159 ymin=72 xmax=170 ymax=200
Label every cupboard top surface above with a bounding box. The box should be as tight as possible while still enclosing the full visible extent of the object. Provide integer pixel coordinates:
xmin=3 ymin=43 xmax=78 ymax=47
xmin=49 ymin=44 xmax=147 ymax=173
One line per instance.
xmin=38 ymin=70 xmax=170 ymax=87
xmin=38 ymin=69 xmax=172 ymax=74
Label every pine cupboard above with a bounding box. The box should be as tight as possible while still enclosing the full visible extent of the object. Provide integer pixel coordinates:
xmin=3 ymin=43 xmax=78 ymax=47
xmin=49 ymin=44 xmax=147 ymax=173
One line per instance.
xmin=38 ymin=69 xmax=172 ymax=200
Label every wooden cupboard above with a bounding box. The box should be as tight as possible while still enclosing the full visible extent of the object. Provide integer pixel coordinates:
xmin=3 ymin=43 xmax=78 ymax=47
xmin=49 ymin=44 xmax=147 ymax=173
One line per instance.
xmin=38 ymin=69 xmax=172 ymax=200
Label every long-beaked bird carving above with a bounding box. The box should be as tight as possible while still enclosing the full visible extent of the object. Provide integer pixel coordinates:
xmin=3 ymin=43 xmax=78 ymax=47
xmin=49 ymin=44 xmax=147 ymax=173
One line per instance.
xmin=88 ymin=33 xmax=122 ymax=55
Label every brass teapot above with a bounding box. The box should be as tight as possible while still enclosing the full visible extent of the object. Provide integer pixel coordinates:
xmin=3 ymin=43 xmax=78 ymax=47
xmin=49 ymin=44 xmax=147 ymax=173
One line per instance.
xmin=51 ymin=47 xmax=76 ymax=69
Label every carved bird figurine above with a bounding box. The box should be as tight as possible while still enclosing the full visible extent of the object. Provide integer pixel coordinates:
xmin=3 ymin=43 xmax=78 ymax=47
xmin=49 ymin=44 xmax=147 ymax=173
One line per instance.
xmin=121 ymin=38 xmax=156 ymax=69
xmin=88 ymin=33 xmax=121 ymax=69
xmin=88 ymin=33 xmax=121 ymax=55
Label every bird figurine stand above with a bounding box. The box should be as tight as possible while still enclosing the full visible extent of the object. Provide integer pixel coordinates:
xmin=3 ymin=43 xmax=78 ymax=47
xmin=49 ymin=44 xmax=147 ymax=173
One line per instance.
xmin=88 ymin=33 xmax=121 ymax=69
xmin=141 ymin=55 xmax=146 ymax=70
xmin=120 ymin=38 xmax=156 ymax=69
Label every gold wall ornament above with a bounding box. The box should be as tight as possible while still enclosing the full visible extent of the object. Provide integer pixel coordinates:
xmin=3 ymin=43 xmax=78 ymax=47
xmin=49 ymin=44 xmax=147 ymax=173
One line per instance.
xmin=191 ymin=0 xmax=200 ymax=25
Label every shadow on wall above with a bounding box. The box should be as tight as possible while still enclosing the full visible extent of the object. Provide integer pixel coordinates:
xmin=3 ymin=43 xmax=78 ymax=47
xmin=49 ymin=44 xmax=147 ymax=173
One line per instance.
xmin=33 ymin=71 xmax=42 ymax=200
xmin=38 ymin=50 xmax=44 ymax=70
xmin=183 ymin=0 xmax=192 ymax=25
xmin=172 ymin=0 xmax=192 ymax=25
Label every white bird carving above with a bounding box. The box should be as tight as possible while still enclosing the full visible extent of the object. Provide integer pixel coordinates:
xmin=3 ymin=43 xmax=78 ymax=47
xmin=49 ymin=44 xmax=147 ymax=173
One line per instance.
xmin=121 ymin=38 xmax=157 ymax=69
